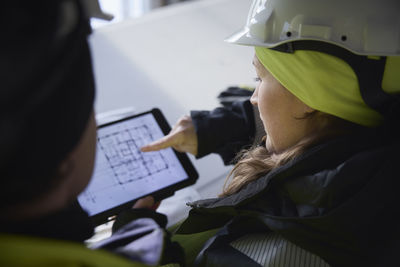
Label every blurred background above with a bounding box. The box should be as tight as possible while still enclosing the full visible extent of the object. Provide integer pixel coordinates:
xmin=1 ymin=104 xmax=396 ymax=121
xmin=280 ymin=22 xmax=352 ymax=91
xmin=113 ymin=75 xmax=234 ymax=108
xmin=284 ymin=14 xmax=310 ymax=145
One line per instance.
xmin=92 ymin=0 xmax=193 ymax=28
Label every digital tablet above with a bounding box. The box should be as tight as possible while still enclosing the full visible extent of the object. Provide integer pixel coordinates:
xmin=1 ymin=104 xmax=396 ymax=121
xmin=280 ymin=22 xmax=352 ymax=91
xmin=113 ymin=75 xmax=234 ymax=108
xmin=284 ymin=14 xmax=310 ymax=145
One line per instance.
xmin=78 ymin=108 xmax=198 ymax=225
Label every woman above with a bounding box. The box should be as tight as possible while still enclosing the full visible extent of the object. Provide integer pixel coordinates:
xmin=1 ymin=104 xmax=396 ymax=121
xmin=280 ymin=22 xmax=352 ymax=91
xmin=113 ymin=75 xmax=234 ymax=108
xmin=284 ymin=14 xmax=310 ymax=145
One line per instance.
xmin=142 ymin=0 xmax=400 ymax=265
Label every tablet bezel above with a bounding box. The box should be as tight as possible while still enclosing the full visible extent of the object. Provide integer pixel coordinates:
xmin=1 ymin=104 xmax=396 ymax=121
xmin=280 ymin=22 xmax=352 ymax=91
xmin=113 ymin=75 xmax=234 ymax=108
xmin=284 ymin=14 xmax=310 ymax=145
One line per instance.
xmin=80 ymin=108 xmax=198 ymax=225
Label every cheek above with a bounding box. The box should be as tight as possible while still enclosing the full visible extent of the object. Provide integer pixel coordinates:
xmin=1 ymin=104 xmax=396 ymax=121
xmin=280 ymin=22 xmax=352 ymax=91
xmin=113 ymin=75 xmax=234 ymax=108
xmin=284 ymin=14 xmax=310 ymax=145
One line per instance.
xmin=85 ymin=119 xmax=97 ymax=180
xmin=81 ymin=117 xmax=97 ymax=189
xmin=71 ymin=114 xmax=97 ymax=197
xmin=257 ymin=86 xmax=276 ymax=132
xmin=257 ymin=89 xmax=277 ymax=148
xmin=262 ymin=112 xmax=281 ymax=152
xmin=257 ymin=85 xmax=292 ymax=152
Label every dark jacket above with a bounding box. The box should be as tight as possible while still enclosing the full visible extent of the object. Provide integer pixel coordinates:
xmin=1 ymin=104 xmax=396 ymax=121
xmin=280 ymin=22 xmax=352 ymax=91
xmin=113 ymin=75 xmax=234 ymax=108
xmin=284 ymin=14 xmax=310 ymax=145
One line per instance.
xmin=183 ymin=100 xmax=400 ymax=267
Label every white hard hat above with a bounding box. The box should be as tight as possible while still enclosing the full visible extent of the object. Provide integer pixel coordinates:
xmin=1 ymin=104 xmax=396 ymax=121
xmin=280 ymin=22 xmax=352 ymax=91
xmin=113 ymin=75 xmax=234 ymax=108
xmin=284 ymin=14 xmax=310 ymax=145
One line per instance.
xmin=226 ymin=0 xmax=400 ymax=56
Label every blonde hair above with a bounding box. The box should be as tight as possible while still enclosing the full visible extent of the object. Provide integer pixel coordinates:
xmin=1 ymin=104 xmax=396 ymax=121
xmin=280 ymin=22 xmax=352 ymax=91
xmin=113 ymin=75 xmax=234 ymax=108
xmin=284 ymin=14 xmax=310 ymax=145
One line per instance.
xmin=220 ymin=111 xmax=361 ymax=197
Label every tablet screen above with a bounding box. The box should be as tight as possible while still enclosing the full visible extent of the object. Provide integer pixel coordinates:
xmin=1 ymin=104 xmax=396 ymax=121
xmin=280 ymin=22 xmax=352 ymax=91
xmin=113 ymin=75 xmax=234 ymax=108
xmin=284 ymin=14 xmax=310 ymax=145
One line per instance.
xmin=77 ymin=109 xmax=197 ymax=222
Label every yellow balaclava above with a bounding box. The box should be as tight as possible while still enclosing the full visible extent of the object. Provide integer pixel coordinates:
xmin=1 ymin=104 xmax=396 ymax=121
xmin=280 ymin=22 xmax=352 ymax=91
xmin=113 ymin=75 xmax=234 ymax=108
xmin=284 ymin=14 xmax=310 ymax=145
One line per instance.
xmin=255 ymin=47 xmax=400 ymax=127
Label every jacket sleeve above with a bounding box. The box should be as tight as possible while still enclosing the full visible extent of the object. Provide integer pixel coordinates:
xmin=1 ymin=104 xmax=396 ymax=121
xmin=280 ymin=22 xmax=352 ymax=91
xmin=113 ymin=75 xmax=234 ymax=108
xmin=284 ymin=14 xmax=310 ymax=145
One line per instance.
xmin=91 ymin=209 xmax=184 ymax=266
xmin=191 ymin=100 xmax=264 ymax=165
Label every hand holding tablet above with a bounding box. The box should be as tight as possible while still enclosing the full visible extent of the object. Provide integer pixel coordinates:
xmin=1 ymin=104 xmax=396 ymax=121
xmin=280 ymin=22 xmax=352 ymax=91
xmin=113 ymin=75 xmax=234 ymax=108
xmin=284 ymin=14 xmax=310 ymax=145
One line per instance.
xmin=78 ymin=108 xmax=198 ymax=225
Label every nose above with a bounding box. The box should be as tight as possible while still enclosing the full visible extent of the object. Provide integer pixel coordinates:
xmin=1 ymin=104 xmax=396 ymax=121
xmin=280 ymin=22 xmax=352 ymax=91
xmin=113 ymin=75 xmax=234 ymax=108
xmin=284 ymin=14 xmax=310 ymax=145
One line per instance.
xmin=250 ymin=88 xmax=258 ymax=106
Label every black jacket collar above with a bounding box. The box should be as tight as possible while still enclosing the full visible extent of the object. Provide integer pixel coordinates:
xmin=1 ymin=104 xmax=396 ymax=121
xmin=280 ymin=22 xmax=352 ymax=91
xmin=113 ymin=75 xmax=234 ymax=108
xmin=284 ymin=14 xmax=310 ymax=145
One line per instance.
xmin=1 ymin=200 xmax=94 ymax=243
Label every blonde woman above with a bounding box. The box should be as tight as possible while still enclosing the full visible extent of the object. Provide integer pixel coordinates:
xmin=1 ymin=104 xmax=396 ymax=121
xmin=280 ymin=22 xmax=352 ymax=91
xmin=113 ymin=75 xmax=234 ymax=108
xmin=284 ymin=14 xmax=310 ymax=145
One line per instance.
xmin=142 ymin=0 xmax=400 ymax=266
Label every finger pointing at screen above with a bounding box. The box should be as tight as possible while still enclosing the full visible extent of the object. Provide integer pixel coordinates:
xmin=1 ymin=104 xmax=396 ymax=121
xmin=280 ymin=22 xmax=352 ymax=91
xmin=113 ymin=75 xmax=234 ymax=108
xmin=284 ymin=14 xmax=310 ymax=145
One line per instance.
xmin=141 ymin=115 xmax=198 ymax=156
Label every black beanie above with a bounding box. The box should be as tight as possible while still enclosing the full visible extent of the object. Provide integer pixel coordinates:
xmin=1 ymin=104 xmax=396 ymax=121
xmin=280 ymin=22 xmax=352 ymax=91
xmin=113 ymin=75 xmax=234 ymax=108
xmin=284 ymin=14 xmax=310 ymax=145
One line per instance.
xmin=0 ymin=1 xmax=95 ymax=207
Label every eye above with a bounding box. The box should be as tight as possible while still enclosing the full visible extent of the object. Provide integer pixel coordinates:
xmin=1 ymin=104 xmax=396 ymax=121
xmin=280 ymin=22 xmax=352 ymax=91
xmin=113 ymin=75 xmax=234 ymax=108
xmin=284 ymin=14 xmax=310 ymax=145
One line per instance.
xmin=254 ymin=77 xmax=261 ymax=82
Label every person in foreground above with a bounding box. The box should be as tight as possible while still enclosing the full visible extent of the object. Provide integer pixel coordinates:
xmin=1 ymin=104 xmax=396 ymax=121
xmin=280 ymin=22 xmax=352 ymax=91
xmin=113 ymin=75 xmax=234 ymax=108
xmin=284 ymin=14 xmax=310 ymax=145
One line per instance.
xmin=0 ymin=1 xmax=183 ymax=266
xmin=142 ymin=0 xmax=400 ymax=266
